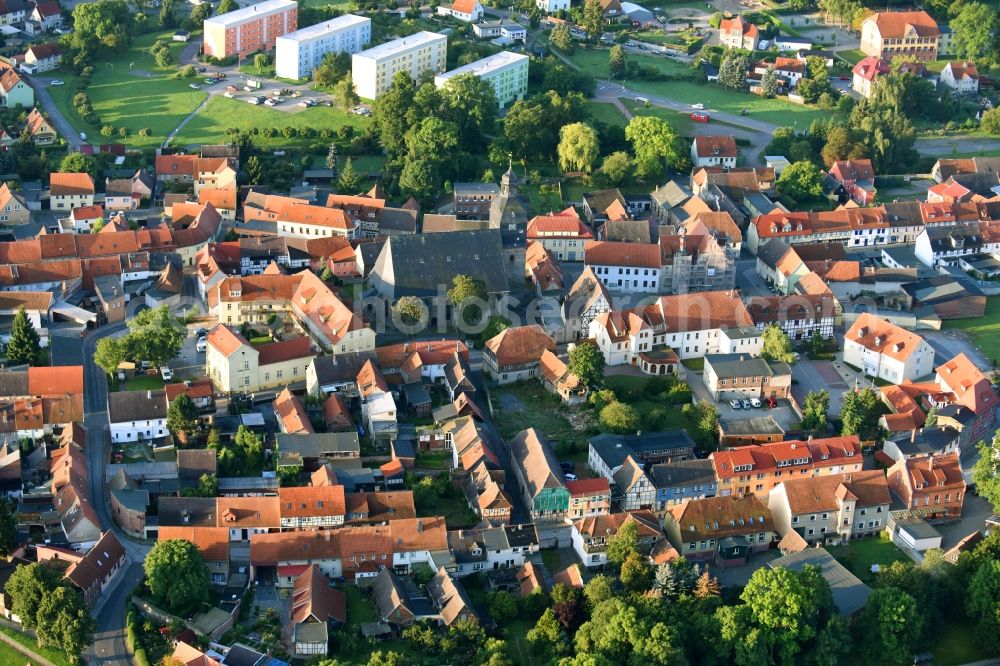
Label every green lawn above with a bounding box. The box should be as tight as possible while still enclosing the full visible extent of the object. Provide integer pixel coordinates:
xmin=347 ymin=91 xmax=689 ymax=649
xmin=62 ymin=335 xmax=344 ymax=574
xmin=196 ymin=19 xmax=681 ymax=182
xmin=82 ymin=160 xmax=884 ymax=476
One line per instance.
xmin=236 ymin=63 xmax=307 ymax=85
xmin=827 ymin=535 xmax=908 ymax=584
xmin=836 ymin=48 xmax=865 ymax=65
xmin=123 ymin=375 xmax=166 ymax=391
xmin=524 ymin=183 xmax=564 ymax=213
xmin=415 ymin=490 xmax=478 ymax=528
xmin=504 ymin=619 xmax=537 ymax=666
xmin=944 ymin=296 xmax=1000 ymax=365
xmin=561 ymin=45 xmax=693 ymax=80
xmin=494 ymin=381 xmax=593 ymax=456
xmin=414 ymin=451 xmax=451 ymax=469
xmin=586 ymin=101 xmax=628 ymax=128
xmin=49 ymin=30 xmax=209 ymax=149
xmin=680 ymin=358 xmax=704 ymax=372
xmin=932 ymin=619 xmax=998 ymax=665
xmin=170 ymin=96 xmax=372 ymax=148
xmin=604 ymin=375 xmax=689 ymax=430
xmin=0 ymin=626 xmax=76 ymax=666
xmin=0 ymin=637 xmax=42 ymax=666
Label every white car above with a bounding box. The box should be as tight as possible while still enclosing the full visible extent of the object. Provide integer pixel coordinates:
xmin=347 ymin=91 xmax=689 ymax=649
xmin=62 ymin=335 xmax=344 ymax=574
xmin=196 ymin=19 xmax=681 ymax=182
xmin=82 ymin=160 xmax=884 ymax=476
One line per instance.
xmin=750 ymin=398 xmax=762 ymax=408
xmin=264 ymin=98 xmax=277 ymax=106
xmin=248 ymin=97 xmax=261 ymax=105
xmin=729 ymin=399 xmax=741 ymax=409
xmin=49 ymin=80 xmax=64 ymax=86
xmin=196 ymin=339 xmax=207 ymax=353
xmin=224 ymin=91 xmax=235 ymax=98
xmin=298 ymin=101 xmax=309 ymax=107
xmin=691 ymin=103 xmax=705 ymax=110
xmin=160 ymin=367 xmax=173 ymax=381
xmin=189 ymin=83 xmax=200 ymax=89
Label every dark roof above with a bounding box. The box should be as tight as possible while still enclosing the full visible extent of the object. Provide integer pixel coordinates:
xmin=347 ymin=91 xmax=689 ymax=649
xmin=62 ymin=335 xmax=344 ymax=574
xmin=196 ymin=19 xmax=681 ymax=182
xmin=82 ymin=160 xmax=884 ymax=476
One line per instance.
xmin=372 ymin=229 xmax=509 ymax=298
xmin=589 ymin=430 xmax=695 ymax=470
xmin=603 ymin=220 xmax=651 ymax=243
xmin=719 ymin=415 xmax=786 ymax=436
xmin=222 ymin=643 xmax=269 ymax=666
xmin=888 ymin=426 xmax=960 ymax=457
xmin=309 ymin=352 xmax=376 ymax=387
xmin=900 ymin=275 xmax=984 ymax=305
xmin=650 ymin=459 xmax=715 ymax=488
xmin=769 ymin=548 xmax=870 ymax=616
xmin=107 ymin=389 xmax=167 ymax=423
xmin=705 ymin=353 xmax=792 ymax=379
xmin=157 ymin=496 xmax=216 ymax=527
xmin=177 ymin=449 xmax=218 ymax=479
xmin=757 ymin=237 xmax=791 ymax=269
xmin=379 ymin=207 xmax=418 ymax=233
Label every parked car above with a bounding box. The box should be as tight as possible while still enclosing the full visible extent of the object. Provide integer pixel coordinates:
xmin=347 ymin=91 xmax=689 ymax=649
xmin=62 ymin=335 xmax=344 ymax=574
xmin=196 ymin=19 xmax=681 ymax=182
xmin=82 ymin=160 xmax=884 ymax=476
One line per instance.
xmin=189 ymin=83 xmax=200 ymax=89
xmin=298 ymin=101 xmax=309 ymax=107
xmin=248 ymin=97 xmax=261 ymax=104
xmin=195 ymin=328 xmax=209 ymax=338
xmin=244 ymin=85 xmax=254 ymax=92
xmin=691 ymin=102 xmax=704 ymax=109
xmin=264 ymin=98 xmax=278 ymax=106
xmin=564 ymin=473 xmax=577 ymax=481
xmin=750 ymin=398 xmax=762 ymax=408
xmin=204 ymin=78 xmax=217 ymax=84
xmin=215 ymin=72 xmax=227 ymax=79
xmin=729 ymin=399 xmax=741 ymax=409
xmin=49 ymin=79 xmax=64 ymax=86
xmin=741 ymin=399 xmax=752 ymax=409
xmin=690 ymin=111 xmax=710 ymax=123
xmin=160 ymin=367 xmax=173 ymax=381
xmin=196 ymin=66 xmax=208 ymax=73
xmin=224 ymin=91 xmax=235 ymax=98
xmin=196 ymin=339 xmax=207 ymax=353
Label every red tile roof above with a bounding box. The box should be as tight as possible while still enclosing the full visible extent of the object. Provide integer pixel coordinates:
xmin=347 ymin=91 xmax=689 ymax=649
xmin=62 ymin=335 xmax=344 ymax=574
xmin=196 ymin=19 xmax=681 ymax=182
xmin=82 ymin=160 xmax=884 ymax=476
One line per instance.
xmin=50 ymin=172 xmax=95 ymax=195
xmin=257 ymin=336 xmax=314 ymax=365
xmin=865 ymin=10 xmax=939 ymax=39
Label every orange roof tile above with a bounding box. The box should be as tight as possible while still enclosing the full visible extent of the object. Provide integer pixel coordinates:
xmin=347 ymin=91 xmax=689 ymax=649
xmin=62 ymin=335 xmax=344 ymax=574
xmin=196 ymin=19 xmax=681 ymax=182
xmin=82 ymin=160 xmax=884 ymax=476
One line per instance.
xmin=50 ymin=172 xmax=95 ymax=196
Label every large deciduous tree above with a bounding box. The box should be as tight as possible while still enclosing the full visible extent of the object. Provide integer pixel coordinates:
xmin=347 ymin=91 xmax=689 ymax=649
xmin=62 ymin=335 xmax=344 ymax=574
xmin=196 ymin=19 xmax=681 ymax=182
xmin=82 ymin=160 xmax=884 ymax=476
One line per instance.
xmin=973 ymin=433 xmax=1000 ymax=511
xmin=776 ymin=160 xmax=824 ymax=202
xmin=859 ymin=587 xmax=923 ymax=663
xmin=167 ymin=394 xmax=200 ymax=444
xmin=568 ymin=343 xmax=604 ymax=388
xmin=802 ymin=389 xmax=829 ymax=431
xmin=35 ymin=585 xmax=95 ymax=658
xmin=144 ymin=539 xmax=211 ymax=616
xmin=625 ymin=115 xmax=684 ymax=180
xmin=557 ymin=122 xmax=599 ymax=173
xmin=950 ymin=2 xmax=998 ymax=64
xmin=839 ymin=387 xmax=883 ymax=441
xmin=760 ymin=323 xmax=796 ymax=364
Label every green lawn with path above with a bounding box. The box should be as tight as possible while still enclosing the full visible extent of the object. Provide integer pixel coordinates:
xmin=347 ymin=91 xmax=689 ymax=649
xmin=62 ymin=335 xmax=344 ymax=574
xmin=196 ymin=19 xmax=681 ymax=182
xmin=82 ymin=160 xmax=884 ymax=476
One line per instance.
xmin=836 ymin=48 xmax=865 ymax=65
xmin=944 ymin=296 xmax=1000 ymax=365
xmin=48 ymin=30 xmax=208 ymax=149
xmin=561 ymin=45 xmax=693 ymax=80
xmin=586 ymin=100 xmax=628 ymax=128
xmin=0 ymin=626 xmax=75 ymax=666
xmin=827 ymin=535 xmax=908 ymax=584
xmin=0 ymin=637 xmax=41 ymax=666
xmin=170 ymin=96 xmax=371 ymax=148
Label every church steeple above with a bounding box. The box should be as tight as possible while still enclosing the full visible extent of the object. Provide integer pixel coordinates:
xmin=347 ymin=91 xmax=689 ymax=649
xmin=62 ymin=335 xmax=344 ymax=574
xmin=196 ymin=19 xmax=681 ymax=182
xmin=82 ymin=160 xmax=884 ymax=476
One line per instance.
xmin=500 ymin=158 xmax=518 ymax=197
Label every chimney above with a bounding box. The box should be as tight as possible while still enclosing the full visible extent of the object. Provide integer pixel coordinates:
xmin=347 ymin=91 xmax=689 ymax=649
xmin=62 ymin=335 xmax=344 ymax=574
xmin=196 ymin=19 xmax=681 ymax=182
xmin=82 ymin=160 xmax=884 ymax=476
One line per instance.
xmin=417 ymin=519 xmax=423 ymax=533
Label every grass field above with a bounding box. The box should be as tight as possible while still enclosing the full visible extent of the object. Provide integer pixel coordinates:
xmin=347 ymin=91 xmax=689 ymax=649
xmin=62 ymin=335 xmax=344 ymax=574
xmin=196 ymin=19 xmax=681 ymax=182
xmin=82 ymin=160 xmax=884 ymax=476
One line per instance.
xmin=0 ymin=626 xmax=75 ymax=666
xmin=932 ymin=620 xmax=998 ymax=665
xmin=561 ymin=45 xmax=693 ymax=80
xmin=604 ymin=375 xmax=688 ymax=430
xmin=122 ymin=375 xmax=165 ymax=391
xmin=944 ymin=296 xmax=1000 ymax=365
xmin=827 ymin=535 xmax=908 ymax=584
xmin=836 ymin=48 xmax=865 ymax=65
xmin=49 ymin=30 xmax=208 ymax=149
xmin=0 ymin=637 xmax=41 ymax=666
xmin=494 ymin=381 xmax=593 ymax=457
xmin=170 ymin=96 xmax=372 ymax=148
xmin=505 ymin=619 xmax=537 ymax=666
xmin=586 ymin=101 xmax=628 ymax=128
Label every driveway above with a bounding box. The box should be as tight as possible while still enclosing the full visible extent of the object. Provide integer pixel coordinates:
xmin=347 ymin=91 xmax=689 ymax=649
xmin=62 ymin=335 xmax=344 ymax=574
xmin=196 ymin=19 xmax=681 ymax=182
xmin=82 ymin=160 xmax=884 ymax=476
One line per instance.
xmin=792 ymin=357 xmax=848 ymax=416
xmin=27 ymin=77 xmax=82 ymax=148
xmin=934 ymin=495 xmax=995 ymax=550
xmin=922 ymin=329 xmax=993 ymax=371
xmin=688 ymin=367 xmax=801 ymax=429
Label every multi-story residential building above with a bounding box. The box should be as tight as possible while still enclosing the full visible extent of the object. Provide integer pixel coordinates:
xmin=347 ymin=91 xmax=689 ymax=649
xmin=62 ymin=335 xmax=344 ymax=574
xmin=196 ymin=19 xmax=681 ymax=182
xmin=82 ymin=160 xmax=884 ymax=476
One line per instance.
xmin=205 ymin=325 xmax=316 ymax=393
xmin=584 ymin=240 xmax=662 ymax=294
xmin=851 ymin=56 xmax=889 ymax=99
xmin=702 ymin=353 xmax=792 ymax=401
xmin=843 ymin=314 xmax=935 ymax=384
xmin=277 ymin=486 xmax=346 ymax=529
xmin=0 ymin=65 xmax=32 ymax=108
xmin=588 ymin=292 xmax=761 ymax=369
xmin=748 ymin=207 xmax=892 ymax=254
xmin=718 ymin=14 xmax=759 ymax=50
xmin=357 ymin=360 xmax=397 ymax=444
xmin=659 ymin=229 xmax=738 ymax=294
xmin=691 ymin=136 xmax=738 ymax=169
xmin=663 ymin=495 xmax=775 ymax=566
xmin=49 ymin=172 xmax=94 ymax=210
xmin=588 ymin=431 xmax=695 ymax=482
xmin=0 ymin=182 xmax=29 ymax=226
xmin=107 ymin=389 xmax=168 ymax=443
xmin=613 ymin=455 xmax=656 ymax=511
xmin=276 ymin=203 xmax=360 ymax=240
xmin=651 ymin=459 xmax=717 ymax=509
xmin=203 ymin=0 xmax=298 ymax=59
xmin=745 ymin=294 xmax=837 ymax=341
xmin=940 ymin=61 xmax=980 ymax=92
xmin=452 ymin=182 xmax=499 ymax=220
xmin=860 ymin=11 xmax=939 ymax=62
xmin=935 ymin=352 xmax=998 ymax=446
xmin=275 ymin=14 xmax=371 ymax=80
xmin=828 ymin=159 xmax=876 ymax=206
xmin=571 ymin=511 xmax=664 ymax=568
xmin=525 ymin=207 xmax=593 ymax=261
xmin=448 ymin=524 xmax=539 ymax=577
xmin=767 ymin=470 xmax=891 ymax=547
xmin=565 ymin=478 xmax=611 ymax=520
xmin=711 ymin=436 xmax=864 ymax=498
xmin=509 ymin=428 xmax=569 ymax=520
xmin=536 ymin=0 xmax=569 ymax=12
xmin=483 ymin=324 xmax=556 ymax=384
xmin=914 ymin=221 xmax=1000 ymax=267
xmin=352 ymin=31 xmax=447 ymax=100
xmin=434 ymin=51 xmax=528 ymax=108
xmin=561 ymin=267 xmax=612 ymax=341
xmin=886 ymin=452 xmax=965 ymax=519
xmin=36 ymin=531 xmax=127 ymax=606
xmin=23 ymin=42 xmax=60 ymax=72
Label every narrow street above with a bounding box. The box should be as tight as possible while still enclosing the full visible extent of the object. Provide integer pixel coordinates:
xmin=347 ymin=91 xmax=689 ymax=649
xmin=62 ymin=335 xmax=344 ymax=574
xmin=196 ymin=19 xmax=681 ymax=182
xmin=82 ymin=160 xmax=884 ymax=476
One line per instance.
xmin=27 ymin=77 xmax=82 ymax=149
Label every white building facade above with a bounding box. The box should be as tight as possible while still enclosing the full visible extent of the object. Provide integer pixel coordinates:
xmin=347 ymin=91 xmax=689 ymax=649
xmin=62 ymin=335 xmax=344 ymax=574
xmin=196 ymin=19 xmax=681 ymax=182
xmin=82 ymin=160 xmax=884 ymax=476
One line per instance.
xmin=275 ymin=15 xmax=372 ymax=81
xmin=351 ymin=31 xmax=447 ymax=100
xmin=434 ymin=51 xmax=529 ymax=109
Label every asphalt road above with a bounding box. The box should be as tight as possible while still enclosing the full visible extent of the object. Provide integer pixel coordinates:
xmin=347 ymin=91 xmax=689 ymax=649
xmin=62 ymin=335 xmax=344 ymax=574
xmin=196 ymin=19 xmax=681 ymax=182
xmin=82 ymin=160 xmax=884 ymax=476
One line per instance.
xmin=27 ymin=77 xmax=82 ymax=149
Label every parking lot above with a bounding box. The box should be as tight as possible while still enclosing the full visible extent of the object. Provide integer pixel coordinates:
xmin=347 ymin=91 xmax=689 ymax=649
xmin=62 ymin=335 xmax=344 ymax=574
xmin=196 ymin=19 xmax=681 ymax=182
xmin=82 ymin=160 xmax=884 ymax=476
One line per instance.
xmin=188 ymin=72 xmax=344 ymax=114
xmin=687 ymin=369 xmax=801 ymax=429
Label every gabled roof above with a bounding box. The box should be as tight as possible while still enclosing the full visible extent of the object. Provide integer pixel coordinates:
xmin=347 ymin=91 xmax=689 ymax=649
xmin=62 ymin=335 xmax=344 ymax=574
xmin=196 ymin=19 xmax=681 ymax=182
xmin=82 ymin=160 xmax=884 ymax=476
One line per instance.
xmin=777 ymin=470 xmax=890 ymax=515
xmin=205 ymin=324 xmax=250 ymax=357
xmin=864 ymin=10 xmax=939 ymax=39
xmin=50 ymin=172 xmax=95 ymax=196
xmin=668 ymin=494 xmax=773 ymax=542
xmin=845 ymin=313 xmax=927 ymax=363
xmin=274 ymin=387 xmax=314 ymax=434
xmin=935 ymin=352 xmax=995 ymax=415
xmin=484 ymin=324 xmax=555 ymax=367
xmin=509 ymin=428 xmax=564 ymax=500
xmin=692 ymin=135 xmax=738 ymax=159
xmin=292 ymin=564 xmax=347 ymax=624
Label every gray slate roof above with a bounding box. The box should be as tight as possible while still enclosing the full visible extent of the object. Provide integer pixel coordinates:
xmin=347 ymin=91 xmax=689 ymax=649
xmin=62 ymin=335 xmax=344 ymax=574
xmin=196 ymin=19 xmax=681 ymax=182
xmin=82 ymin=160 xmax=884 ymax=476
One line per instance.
xmin=769 ymin=548 xmax=870 ymax=616
xmin=705 ymin=353 xmax=791 ymax=380
xmin=757 ymin=237 xmax=791 ymax=270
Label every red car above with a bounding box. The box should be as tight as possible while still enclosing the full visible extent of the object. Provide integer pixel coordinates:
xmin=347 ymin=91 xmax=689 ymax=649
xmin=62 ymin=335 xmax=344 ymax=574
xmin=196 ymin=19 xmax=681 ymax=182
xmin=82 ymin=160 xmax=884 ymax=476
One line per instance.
xmin=690 ymin=112 xmax=710 ymax=123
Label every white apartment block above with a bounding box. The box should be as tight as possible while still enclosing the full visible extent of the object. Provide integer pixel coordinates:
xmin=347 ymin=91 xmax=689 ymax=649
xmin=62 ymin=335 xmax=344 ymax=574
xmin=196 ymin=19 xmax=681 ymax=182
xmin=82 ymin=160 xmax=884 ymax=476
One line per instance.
xmin=434 ymin=51 xmax=529 ymax=109
xmin=203 ymin=0 xmax=298 ymax=59
xmin=275 ymin=14 xmax=371 ymax=81
xmin=351 ymin=31 xmax=447 ymax=100
xmin=536 ymin=0 xmax=570 ymax=12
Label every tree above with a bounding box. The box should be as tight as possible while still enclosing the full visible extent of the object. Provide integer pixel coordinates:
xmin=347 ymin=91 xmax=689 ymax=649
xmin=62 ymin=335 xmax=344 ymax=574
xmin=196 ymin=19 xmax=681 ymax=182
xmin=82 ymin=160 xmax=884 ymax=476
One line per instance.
xmin=126 ymin=305 xmax=185 ymax=368
xmin=600 ymin=401 xmax=639 ymax=433
xmin=325 ymin=143 xmax=339 ymax=173
xmin=159 ymin=0 xmax=177 ymax=27
xmin=653 ymin=563 xmax=679 ymax=600
xmin=551 ymin=24 xmax=574 ymax=51
xmin=777 ymin=160 xmax=824 ymax=202
xmin=718 ymin=50 xmax=750 ymax=90
xmin=337 ymin=157 xmax=364 ymax=193
xmin=951 ymin=2 xmax=998 ymax=64
xmin=166 ymin=394 xmax=199 ymax=443
xmin=93 ymin=335 xmax=127 ymax=378
xmin=393 ymin=296 xmax=425 ymax=328
xmin=254 ymin=53 xmax=269 ymax=73
xmin=581 ymin=0 xmax=603 ymax=39
xmin=313 ymin=51 xmax=352 ymax=87
xmin=0 ymin=498 xmax=15 ymax=556
xmin=35 ymin=586 xmax=94 ymax=658
xmin=840 ymin=388 xmax=883 ymax=441
xmin=860 ymin=588 xmax=923 ymax=663
xmin=144 ymin=539 xmax=211 ymax=616
xmin=682 ymin=399 xmax=719 ymax=451
xmin=973 ymin=434 xmax=1000 ymax=510
xmin=567 ymin=344 xmax=604 ymax=388
xmin=6 ymin=305 xmax=42 ymax=366
xmin=373 ymin=72 xmax=418 ymax=158
xmin=487 ymin=591 xmax=518 ymax=623
xmin=760 ymin=323 xmax=796 ymax=364
xmin=439 ymin=73 xmax=497 ymax=149
xmin=802 ymin=389 xmax=829 ymax=430
xmin=598 ymin=151 xmax=632 ymax=187
xmin=583 ymin=574 xmax=614 ymax=608
xmin=4 ymin=563 xmax=62 ymax=630
xmin=58 ymin=152 xmax=94 ymax=176
xmin=558 ymin=122 xmax=599 ymax=173
xmin=982 ymin=107 xmax=1000 ymax=135
xmin=760 ymin=65 xmax=779 ymax=98
xmin=967 ymin=559 xmax=1000 ymax=652
xmin=216 ymin=0 xmax=235 ymax=11
xmin=625 ymin=115 xmax=683 ymax=180
xmin=526 ymin=608 xmax=569 ymax=661
xmin=694 ymin=570 xmax=721 ymax=599
xmin=619 ymin=552 xmax=651 ymax=592
xmin=245 ymin=155 xmax=264 ymax=186
xmin=447 ymin=274 xmax=487 ymax=324
xmin=331 ymin=78 xmax=360 ymax=112
xmin=608 ymin=45 xmax=627 ymax=79
xmin=605 ymin=520 xmax=638 ymax=567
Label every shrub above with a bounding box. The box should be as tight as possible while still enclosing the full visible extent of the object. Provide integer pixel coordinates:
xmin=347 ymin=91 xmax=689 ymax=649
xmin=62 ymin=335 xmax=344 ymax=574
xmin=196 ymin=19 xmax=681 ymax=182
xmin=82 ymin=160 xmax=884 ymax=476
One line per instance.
xmin=139 ymin=127 xmax=151 ymax=137
xmin=100 ymin=124 xmax=115 ymax=136
xmin=119 ymin=126 xmax=130 ymax=137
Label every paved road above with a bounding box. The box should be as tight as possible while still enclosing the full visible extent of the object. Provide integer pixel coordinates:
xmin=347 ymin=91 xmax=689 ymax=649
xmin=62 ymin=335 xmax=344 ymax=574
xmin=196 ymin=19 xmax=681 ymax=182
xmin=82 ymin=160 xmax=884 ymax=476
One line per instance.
xmin=77 ymin=307 xmax=152 ymax=666
xmin=27 ymin=77 xmax=82 ymax=149
xmin=913 ymin=137 xmax=1000 ymax=156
